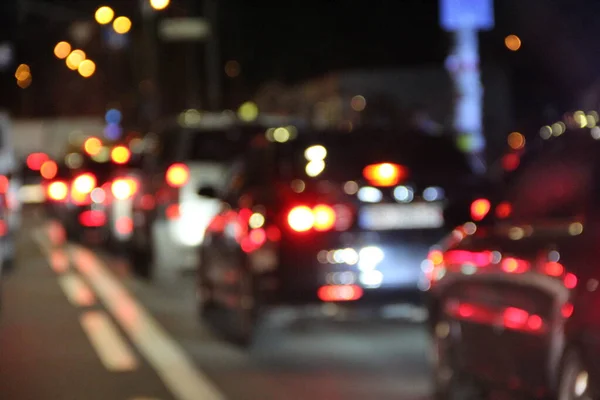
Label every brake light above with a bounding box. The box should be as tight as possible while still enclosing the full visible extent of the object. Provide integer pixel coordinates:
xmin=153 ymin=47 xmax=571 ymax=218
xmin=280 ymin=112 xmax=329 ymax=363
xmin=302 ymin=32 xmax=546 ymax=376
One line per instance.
xmin=40 ymin=160 xmax=58 ymax=180
xmin=73 ymin=173 xmax=96 ymax=194
xmin=470 ymin=198 xmax=490 ymax=221
xmin=287 ymin=206 xmax=314 ymax=232
xmin=313 ymin=205 xmax=336 ymax=231
xmin=317 ymin=285 xmax=363 ymax=302
xmin=0 ymin=175 xmax=8 ymax=194
xmin=501 ymin=257 xmax=529 ymax=274
xmin=166 ymin=163 xmax=189 ymax=187
xmin=287 ymin=204 xmax=338 ymax=232
xmin=363 ymin=163 xmax=407 ymax=187
xmin=112 ymin=178 xmax=137 ymax=200
xmin=48 ymin=181 xmax=68 ymax=201
xmin=496 ymin=202 xmax=512 ymax=219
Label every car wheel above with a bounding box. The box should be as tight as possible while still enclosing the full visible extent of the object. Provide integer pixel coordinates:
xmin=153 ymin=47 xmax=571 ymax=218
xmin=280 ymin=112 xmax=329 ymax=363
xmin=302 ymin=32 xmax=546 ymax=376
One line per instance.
xmin=129 ymin=222 xmax=155 ymax=279
xmin=432 ymin=320 xmax=486 ymax=400
xmin=233 ymin=267 xmax=258 ymax=347
xmin=196 ymin=248 xmax=216 ymax=320
xmin=558 ymin=350 xmax=592 ymax=400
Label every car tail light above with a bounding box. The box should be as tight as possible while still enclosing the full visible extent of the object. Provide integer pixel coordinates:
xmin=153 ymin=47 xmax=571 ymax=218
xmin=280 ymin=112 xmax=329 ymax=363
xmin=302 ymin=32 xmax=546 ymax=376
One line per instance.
xmin=112 ymin=178 xmax=137 ymax=200
xmin=48 ymin=181 xmax=68 ymax=201
xmin=313 ymin=205 xmax=336 ymax=231
xmin=166 ymin=204 xmax=180 ymax=219
xmin=287 ymin=206 xmax=314 ymax=232
xmin=363 ymin=163 xmax=407 ymax=187
xmin=40 ymin=160 xmax=58 ymax=180
xmin=287 ymin=204 xmax=338 ymax=232
xmin=317 ymin=285 xmax=363 ymax=302
xmin=79 ymin=210 xmax=106 ymax=227
xmin=495 ymin=202 xmax=512 ymax=219
xmin=73 ymin=173 xmax=96 ymax=194
xmin=166 ymin=163 xmax=189 ymax=187
xmin=470 ymin=198 xmax=490 ymax=221
xmin=501 ymin=257 xmax=529 ymax=274
xmin=0 ymin=175 xmax=8 ymax=194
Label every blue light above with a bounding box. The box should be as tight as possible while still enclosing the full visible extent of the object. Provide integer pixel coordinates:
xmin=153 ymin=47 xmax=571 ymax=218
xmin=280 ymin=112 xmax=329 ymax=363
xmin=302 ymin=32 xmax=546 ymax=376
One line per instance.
xmin=105 ymin=109 xmax=122 ymax=125
xmin=104 ymin=123 xmax=123 ymax=140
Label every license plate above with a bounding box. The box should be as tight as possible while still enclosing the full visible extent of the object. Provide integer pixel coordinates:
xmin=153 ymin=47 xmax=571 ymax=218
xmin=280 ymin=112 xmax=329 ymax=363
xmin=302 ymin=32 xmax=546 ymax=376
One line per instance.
xmin=359 ymin=203 xmax=444 ymax=230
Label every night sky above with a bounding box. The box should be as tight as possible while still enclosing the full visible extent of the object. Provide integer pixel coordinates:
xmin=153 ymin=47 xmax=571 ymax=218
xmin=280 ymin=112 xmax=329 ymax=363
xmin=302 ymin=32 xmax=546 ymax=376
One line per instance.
xmin=2 ymin=0 xmax=600 ymax=126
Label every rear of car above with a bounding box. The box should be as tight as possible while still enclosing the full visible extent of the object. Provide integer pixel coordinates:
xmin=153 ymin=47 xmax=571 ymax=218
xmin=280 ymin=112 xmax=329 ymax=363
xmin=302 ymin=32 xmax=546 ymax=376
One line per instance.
xmin=424 ymin=129 xmax=600 ymax=397
xmin=130 ymin=121 xmax=261 ymax=275
xmin=250 ymin=131 xmax=479 ymax=306
xmin=49 ymin=156 xmax=113 ymax=243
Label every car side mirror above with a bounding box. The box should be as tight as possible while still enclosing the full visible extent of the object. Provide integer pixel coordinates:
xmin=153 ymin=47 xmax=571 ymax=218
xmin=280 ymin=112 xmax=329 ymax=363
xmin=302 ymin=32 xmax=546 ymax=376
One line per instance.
xmin=197 ymin=186 xmax=218 ymax=199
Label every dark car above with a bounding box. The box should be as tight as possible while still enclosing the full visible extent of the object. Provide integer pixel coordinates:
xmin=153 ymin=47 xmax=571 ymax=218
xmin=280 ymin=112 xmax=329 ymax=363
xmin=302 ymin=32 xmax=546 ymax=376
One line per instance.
xmin=46 ymin=154 xmax=114 ymax=244
xmin=196 ymin=128 xmax=483 ymax=344
xmin=126 ymin=112 xmax=306 ymax=278
xmin=424 ymin=126 xmax=600 ymax=399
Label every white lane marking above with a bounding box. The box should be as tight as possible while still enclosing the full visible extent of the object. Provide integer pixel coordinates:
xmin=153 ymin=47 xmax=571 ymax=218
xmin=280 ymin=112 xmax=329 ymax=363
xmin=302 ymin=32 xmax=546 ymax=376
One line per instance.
xmin=58 ymin=273 xmax=96 ymax=307
xmin=71 ymin=245 xmax=225 ymax=400
xmin=80 ymin=311 xmax=139 ymax=372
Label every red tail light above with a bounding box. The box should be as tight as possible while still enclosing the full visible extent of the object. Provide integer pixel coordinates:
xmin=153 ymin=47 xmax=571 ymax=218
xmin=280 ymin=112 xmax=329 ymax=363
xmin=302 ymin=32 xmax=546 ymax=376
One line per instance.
xmin=79 ymin=210 xmax=106 ymax=227
xmin=112 ymin=178 xmax=137 ymax=200
xmin=312 ymin=205 xmax=336 ymax=231
xmin=501 ymin=257 xmax=529 ymax=274
xmin=318 ymin=285 xmax=363 ymax=302
xmin=363 ymin=163 xmax=407 ymax=187
xmin=495 ymin=202 xmax=512 ymax=219
xmin=0 ymin=175 xmax=8 ymax=194
xmin=73 ymin=173 xmax=96 ymax=194
xmin=287 ymin=204 xmax=338 ymax=232
xmin=166 ymin=163 xmax=189 ymax=187
xmin=48 ymin=181 xmax=68 ymax=201
xmin=470 ymin=198 xmax=490 ymax=221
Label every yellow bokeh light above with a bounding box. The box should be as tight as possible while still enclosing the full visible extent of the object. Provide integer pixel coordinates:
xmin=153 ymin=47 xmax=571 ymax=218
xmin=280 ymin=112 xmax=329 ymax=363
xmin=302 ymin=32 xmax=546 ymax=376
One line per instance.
xmin=113 ymin=16 xmax=132 ymax=34
xmin=507 ymin=132 xmax=525 ymax=150
xmin=15 ymin=64 xmax=30 ymax=81
xmin=95 ymin=6 xmax=115 ymax=25
xmin=238 ymin=101 xmax=259 ymax=122
xmin=54 ymin=41 xmax=71 ymax=59
xmin=505 ymin=34 xmax=522 ymax=51
xmin=66 ymin=50 xmax=86 ymax=70
xmin=84 ymin=137 xmax=103 ymax=156
xmin=150 ymin=0 xmax=170 ymax=10
xmin=17 ymin=75 xmax=32 ymax=89
xmin=78 ymin=60 xmax=96 ymax=78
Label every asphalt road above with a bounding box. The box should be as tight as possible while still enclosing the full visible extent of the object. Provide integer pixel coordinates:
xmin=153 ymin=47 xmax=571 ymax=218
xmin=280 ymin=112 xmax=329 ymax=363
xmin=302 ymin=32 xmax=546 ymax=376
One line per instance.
xmin=0 ymin=211 xmax=432 ymax=400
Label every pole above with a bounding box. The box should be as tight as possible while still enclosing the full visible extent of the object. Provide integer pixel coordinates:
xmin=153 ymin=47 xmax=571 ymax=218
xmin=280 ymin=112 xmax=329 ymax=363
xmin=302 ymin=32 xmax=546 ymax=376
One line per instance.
xmin=446 ymin=27 xmax=486 ymax=174
xmin=139 ymin=0 xmax=160 ymax=129
xmin=204 ymin=0 xmax=221 ymax=111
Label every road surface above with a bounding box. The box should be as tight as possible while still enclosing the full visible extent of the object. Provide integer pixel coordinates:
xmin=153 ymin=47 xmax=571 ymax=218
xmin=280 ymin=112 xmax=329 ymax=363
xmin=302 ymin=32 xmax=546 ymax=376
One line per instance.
xmin=0 ymin=210 xmax=432 ymax=400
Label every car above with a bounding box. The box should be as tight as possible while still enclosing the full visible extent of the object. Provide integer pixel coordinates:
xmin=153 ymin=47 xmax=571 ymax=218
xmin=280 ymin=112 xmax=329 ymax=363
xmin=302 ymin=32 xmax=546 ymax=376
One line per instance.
xmin=424 ymin=126 xmax=600 ymax=399
xmin=0 ymin=112 xmax=21 ymax=271
xmin=195 ymin=127 xmax=484 ymax=344
xmin=126 ymin=111 xmax=305 ymax=278
xmin=45 ymin=152 xmax=113 ymax=245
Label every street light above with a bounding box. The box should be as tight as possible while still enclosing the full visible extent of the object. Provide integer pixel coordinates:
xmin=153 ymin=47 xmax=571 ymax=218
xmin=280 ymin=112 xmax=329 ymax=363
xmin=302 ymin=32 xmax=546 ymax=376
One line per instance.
xmin=95 ymin=6 xmax=115 ymax=25
xmin=66 ymin=49 xmax=86 ymax=70
xmin=505 ymin=34 xmax=521 ymax=51
xmin=113 ymin=16 xmax=132 ymax=34
xmin=150 ymin=0 xmax=170 ymax=11
xmin=78 ymin=60 xmax=96 ymax=78
xmin=15 ymin=64 xmax=30 ymax=81
xmin=54 ymin=41 xmax=72 ymax=59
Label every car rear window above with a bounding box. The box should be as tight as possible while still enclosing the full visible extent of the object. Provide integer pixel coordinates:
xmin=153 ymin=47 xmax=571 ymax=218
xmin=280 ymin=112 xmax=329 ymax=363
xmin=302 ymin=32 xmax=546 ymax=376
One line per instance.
xmin=275 ymin=131 xmax=473 ymax=187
